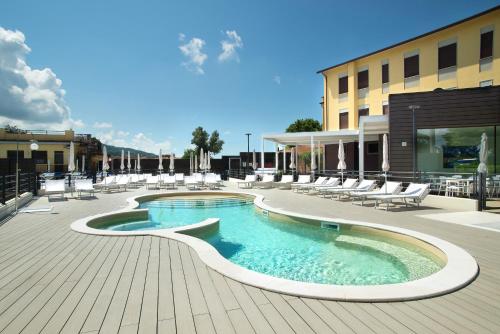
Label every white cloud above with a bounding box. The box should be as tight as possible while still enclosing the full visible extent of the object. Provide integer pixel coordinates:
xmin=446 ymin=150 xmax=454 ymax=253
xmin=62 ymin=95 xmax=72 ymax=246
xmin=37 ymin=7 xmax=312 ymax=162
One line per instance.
xmin=96 ymin=129 xmax=171 ymax=154
xmin=0 ymin=27 xmax=83 ymax=130
xmin=223 ymin=130 xmax=231 ymax=135
xmin=273 ymin=75 xmax=281 ymax=85
xmin=218 ymin=30 xmax=243 ymax=63
xmin=178 ymin=33 xmax=185 ymax=41
xmin=179 ymin=36 xmax=207 ymax=74
xmin=93 ymin=121 xmax=113 ymax=129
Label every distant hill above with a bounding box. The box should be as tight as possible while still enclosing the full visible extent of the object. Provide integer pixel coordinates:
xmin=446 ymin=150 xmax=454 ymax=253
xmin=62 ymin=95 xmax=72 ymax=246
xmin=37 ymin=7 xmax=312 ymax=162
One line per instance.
xmin=104 ymin=144 xmax=157 ymax=158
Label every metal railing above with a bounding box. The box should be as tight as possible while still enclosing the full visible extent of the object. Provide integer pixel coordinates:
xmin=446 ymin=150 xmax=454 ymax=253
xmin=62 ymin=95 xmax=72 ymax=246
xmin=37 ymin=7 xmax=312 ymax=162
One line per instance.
xmin=0 ymin=172 xmax=37 ymax=204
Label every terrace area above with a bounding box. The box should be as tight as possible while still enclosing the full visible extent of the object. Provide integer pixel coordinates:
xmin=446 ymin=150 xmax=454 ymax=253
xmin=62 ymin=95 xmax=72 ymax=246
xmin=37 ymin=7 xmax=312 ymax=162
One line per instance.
xmin=0 ymin=183 xmax=499 ymax=333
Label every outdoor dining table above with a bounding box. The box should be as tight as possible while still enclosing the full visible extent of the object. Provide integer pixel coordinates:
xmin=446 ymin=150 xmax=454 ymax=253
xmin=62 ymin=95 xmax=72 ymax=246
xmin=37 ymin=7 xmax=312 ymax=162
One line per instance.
xmin=445 ymin=178 xmax=473 ymax=197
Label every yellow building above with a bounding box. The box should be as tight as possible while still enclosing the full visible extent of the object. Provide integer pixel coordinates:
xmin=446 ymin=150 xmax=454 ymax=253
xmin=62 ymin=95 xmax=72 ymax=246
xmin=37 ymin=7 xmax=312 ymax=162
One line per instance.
xmin=319 ymin=5 xmax=499 ymax=131
xmin=0 ymin=128 xmax=99 ymax=173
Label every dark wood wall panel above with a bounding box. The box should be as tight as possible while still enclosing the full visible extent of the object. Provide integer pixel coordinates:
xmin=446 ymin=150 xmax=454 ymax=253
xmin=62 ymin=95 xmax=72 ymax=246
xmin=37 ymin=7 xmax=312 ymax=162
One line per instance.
xmin=389 ymin=86 xmax=500 ymax=172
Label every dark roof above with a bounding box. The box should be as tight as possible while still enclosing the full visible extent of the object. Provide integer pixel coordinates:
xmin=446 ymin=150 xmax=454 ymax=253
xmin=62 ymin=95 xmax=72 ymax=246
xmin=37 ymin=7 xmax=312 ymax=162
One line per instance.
xmin=316 ymin=5 xmax=500 ymax=74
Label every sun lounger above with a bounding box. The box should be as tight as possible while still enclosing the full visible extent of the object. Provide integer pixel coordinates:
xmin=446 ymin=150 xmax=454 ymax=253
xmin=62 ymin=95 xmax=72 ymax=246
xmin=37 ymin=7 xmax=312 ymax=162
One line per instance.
xmin=256 ymin=174 xmax=275 ymax=189
xmin=295 ymin=176 xmax=328 ymax=193
xmin=116 ymin=175 xmax=130 ymax=191
xmin=162 ymin=175 xmax=177 ymax=189
xmin=146 ymin=176 xmax=159 ymax=190
xmin=75 ymin=179 xmax=95 ymax=198
xmin=323 ymin=179 xmax=376 ymax=199
xmin=237 ymin=175 xmax=257 ymax=189
xmin=317 ymin=178 xmax=358 ymax=197
xmin=350 ymin=181 xmax=402 ymax=206
xmin=45 ymin=179 xmax=66 ymax=199
xmin=205 ymin=174 xmax=220 ymax=189
xmin=311 ymin=177 xmax=340 ymax=192
xmin=291 ymin=175 xmax=311 ymax=191
xmin=175 ymin=173 xmax=185 ymax=185
xmin=373 ymin=183 xmax=430 ymax=211
xmin=275 ymin=175 xmax=294 ymax=189
xmin=185 ymin=176 xmax=199 ymax=190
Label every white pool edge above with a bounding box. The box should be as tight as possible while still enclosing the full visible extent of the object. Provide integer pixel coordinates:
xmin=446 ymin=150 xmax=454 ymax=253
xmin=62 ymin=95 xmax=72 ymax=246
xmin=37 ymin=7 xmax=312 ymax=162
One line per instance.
xmin=70 ymin=190 xmax=479 ymax=301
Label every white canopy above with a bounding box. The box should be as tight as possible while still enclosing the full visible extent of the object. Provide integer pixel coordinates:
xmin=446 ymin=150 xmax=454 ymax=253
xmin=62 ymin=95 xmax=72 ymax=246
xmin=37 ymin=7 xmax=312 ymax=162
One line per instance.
xmin=68 ymin=141 xmax=75 ymax=172
xmin=102 ymin=145 xmax=109 ymax=171
xmin=127 ymin=151 xmax=131 ymax=172
xmin=169 ymin=153 xmax=175 ymax=172
xmin=478 ymin=133 xmax=488 ymax=174
xmin=120 ymin=149 xmax=125 ymax=172
xmin=158 ymin=149 xmax=163 ymax=171
xmin=137 ymin=153 xmax=141 ymax=171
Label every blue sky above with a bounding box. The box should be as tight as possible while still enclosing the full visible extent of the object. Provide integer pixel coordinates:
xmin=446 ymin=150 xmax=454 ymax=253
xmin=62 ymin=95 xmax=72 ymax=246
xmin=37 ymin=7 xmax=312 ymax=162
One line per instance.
xmin=0 ymin=0 xmax=498 ymax=155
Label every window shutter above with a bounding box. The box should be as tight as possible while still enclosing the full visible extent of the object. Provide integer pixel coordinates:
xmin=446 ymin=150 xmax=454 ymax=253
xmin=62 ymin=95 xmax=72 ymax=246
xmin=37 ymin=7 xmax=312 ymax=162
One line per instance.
xmin=382 ymin=63 xmax=389 ymax=84
xmin=338 ymin=76 xmax=348 ymax=94
xmin=404 ymin=55 xmax=419 ymax=78
xmin=480 ymin=31 xmax=493 ymax=59
xmin=357 ymin=70 xmax=369 ymax=89
xmin=438 ymin=43 xmax=457 ymax=69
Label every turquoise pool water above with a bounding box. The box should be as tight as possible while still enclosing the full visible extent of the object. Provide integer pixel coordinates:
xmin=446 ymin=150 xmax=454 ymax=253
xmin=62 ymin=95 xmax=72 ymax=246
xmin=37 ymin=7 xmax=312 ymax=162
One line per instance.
xmin=105 ymin=196 xmax=443 ymax=285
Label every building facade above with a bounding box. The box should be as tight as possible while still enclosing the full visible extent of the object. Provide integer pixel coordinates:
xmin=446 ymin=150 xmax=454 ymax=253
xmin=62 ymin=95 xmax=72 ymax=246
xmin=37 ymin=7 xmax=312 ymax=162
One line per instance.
xmin=319 ymin=5 xmax=499 ymax=131
xmin=0 ymin=128 xmax=100 ymax=174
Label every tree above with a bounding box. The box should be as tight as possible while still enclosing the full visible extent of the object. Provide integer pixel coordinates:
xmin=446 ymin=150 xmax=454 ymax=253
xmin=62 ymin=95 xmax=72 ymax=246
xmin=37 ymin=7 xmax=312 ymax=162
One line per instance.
xmin=190 ymin=126 xmax=225 ymax=155
xmin=182 ymin=148 xmax=195 ymax=159
xmin=285 ymin=118 xmax=322 ymax=133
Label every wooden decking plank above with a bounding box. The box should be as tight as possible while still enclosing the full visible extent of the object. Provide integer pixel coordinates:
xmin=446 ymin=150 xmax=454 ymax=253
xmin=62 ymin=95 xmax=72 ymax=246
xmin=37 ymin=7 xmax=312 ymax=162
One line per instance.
xmin=258 ymin=303 xmax=295 ymax=334
xmin=158 ymin=317 xmax=176 ymax=334
xmin=356 ymin=303 xmax=414 ymax=334
xmin=262 ymin=291 xmax=314 ymax=334
xmin=208 ymin=270 xmax=240 ymax=311
xmin=341 ymin=302 xmax=397 ymax=334
xmin=287 ymin=298 xmax=335 ymax=334
xmin=157 ymin=238 xmax=174 ymax=322
xmin=177 ymin=242 xmax=209 ymax=315
xmin=402 ymin=301 xmax=470 ymax=334
xmin=169 ymin=240 xmax=196 ymax=334
xmin=84 ymin=237 xmax=141 ymax=334
xmin=320 ymin=300 xmax=376 ymax=334
xmin=82 ymin=236 xmax=150 ymax=332
xmin=138 ymin=236 xmax=160 ymax=334
xmin=225 ymin=278 xmax=275 ymax=334
xmin=0 ymin=236 xmax=107 ymax=333
xmin=188 ymin=245 xmax=235 ymax=334
xmin=194 ymin=313 xmax=216 ymax=334
xmin=0 ymin=232 xmax=83 ymax=301
xmin=40 ymin=237 xmax=134 ymax=334
xmin=374 ymin=303 xmax=445 ymax=334
xmin=118 ymin=323 xmax=138 ymax=334
xmin=301 ymin=298 xmax=355 ymax=334
xmin=243 ymin=285 xmax=270 ymax=306
xmin=22 ymin=237 xmax=125 ymax=334
xmin=228 ymin=308 xmax=256 ymax=334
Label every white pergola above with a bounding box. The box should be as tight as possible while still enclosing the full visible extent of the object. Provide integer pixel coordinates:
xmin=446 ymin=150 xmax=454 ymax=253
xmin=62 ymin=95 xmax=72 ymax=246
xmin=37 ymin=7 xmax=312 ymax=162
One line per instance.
xmin=261 ymin=115 xmax=389 ymax=178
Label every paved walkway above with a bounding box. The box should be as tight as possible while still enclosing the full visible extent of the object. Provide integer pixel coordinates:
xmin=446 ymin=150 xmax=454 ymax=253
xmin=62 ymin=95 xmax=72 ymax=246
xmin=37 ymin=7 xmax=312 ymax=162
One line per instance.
xmin=0 ymin=184 xmax=499 ymax=333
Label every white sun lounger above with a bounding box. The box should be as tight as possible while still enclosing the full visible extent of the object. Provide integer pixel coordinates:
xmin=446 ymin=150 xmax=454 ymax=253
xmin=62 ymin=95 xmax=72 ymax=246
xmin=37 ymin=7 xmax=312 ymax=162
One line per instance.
xmin=146 ymin=176 xmax=159 ymax=190
xmin=116 ymin=175 xmax=130 ymax=191
xmin=162 ymin=175 xmax=177 ymax=189
xmin=350 ymin=181 xmax=402 ymax=206
xmin=318 ymin=178 xmax=358 ymax=197
xmin=291 ymin=175 xmax=311 ymax=191
xmin=45 ymin=179 xmax=66 ymax=199
xmin=324 ymin=179 xmax=376 ymax=199
xmin=256 ymin=174 xmax=275 ymax=189
xmin=237 ymin=175 xmax=257 ymax=189
xmin=185 ymin=176 xmax=199 ymax=190
xmin=205 ymin=174 xmax=220 ymax=189
xmin=175 ymin=173 xmax=185 ymax=185
xmin=373 ymin=183 xmax=430 ymax=211
xmin=295 ymin=176 xmax=328 ymax=193
xmin=275 ymin=175 xmax=294 ymax=189
xmin=75 ymin=179 xmax=95 ymax=198
xmin=311 ymin=177 xmax=340 ymax=192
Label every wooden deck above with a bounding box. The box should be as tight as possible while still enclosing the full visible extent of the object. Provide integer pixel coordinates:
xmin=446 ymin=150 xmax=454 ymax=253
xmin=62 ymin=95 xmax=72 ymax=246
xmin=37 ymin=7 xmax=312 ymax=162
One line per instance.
xmin=0 ymin=185 xmax=499 ymax=334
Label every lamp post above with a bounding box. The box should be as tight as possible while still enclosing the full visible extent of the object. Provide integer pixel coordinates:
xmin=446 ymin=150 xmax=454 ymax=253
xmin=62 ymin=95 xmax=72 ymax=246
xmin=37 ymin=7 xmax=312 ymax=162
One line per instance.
xmin=408 ymin=105 xmax=420 ymax=181
xmin=245 ymin=133 xmax=251 ymax=174
xmin=15 ymin=138 xmax=38 ymax=214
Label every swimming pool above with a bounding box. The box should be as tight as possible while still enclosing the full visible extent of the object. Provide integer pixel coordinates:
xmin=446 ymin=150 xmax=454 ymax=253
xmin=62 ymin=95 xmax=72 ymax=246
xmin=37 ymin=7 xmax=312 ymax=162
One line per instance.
xmin=101 ymin=195 xmax=443 ymax=286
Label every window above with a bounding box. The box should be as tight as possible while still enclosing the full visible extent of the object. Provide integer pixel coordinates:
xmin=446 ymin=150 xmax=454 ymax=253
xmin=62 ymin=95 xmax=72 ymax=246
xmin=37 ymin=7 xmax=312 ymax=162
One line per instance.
xmin=339 ymin=109 xmax=349 ymax=129
xmin=54 ymin=151 xmax=64 ymax=165
xmin=367 ymin=143 xmax=379 ymax=155
xmin=480 ymin=27 xmax=494 ymax=71
xmin=404 ymin=51 xmax=419 ymax=88
xmin=7 ymin=150 xmax=24 ymax=160
xmin=31 ymin=151 xmax=47 ymax=164
xmin=357 ymin=68 xmax=369 ymax=99
xmin=438 ymin=39 xmax=457 ymax=81
xmin=338 ymin=75 xmax=348 ymax=95
xmin=382 ymin=101 xmax=389 ymax=115
xmin=417 ymin=126 xmax=495 ymax=173
xmin=358 ymin=106 xmax=369 ymax=120
xmin=480 ymin=80 xmax=493 ymax=87
xmin=382 ymin=61 xmax=389 ymax=94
